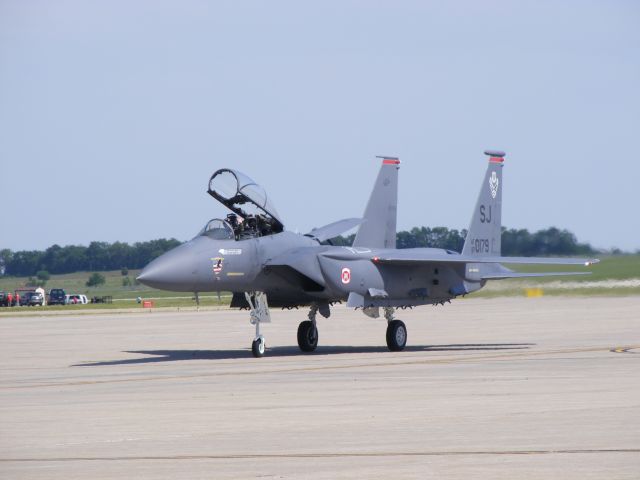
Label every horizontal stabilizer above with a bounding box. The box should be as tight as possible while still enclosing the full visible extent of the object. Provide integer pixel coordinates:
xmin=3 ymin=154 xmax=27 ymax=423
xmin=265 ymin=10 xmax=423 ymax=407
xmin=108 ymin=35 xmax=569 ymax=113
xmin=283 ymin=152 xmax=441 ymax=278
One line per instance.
xmin=306 ymin=218 xmax=362 ymax=242
xmin=481 ymin=271 xmax=593 ymax=280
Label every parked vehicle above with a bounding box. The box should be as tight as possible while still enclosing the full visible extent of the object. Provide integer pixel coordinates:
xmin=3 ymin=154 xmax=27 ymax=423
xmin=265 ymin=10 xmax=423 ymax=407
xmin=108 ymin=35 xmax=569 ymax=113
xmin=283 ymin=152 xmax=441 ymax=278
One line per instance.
xmin=65 ymin=294 xmax=88 ymax=305
xmin=48 ymin=289 xmax=66 ymax=305
xmin=28 ymin=291 xmax=44 ymax=306
xmin=19 ymin=292 xmax=31 ymax=306
xmin=15 ymin=289 xmax=35 ymax=306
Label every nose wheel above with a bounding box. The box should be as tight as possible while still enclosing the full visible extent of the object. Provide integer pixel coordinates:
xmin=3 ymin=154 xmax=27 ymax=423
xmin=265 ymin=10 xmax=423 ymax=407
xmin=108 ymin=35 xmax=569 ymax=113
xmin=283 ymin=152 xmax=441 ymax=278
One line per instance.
xmin=245 ymin=292 xmax=271 ymax=358
xmin=252 ymin=336 xmax=266 ymax=357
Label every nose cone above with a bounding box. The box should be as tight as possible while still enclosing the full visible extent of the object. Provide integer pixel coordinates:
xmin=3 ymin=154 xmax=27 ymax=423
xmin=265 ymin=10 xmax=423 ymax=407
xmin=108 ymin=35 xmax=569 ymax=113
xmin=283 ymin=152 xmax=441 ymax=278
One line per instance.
xmin=137 ymin=243 xmax=198 ymax=291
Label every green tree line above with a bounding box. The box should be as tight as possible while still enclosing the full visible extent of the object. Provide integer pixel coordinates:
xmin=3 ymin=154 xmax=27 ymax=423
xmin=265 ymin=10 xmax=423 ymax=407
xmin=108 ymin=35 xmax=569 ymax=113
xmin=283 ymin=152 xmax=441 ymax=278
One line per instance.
xmin=0 ymin=226 xmax=595 ymax=277
xmin=0 ymin=239 xmax=181 ymax=277
xmin=331 ymin=226 xmax=595 ymax=256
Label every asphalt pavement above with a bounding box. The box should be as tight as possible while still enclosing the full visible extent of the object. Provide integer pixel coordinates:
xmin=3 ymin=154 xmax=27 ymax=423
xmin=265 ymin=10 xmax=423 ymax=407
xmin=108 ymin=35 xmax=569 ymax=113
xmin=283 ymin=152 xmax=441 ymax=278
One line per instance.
xmin=1 ymin=296 xmax=638 ymax=479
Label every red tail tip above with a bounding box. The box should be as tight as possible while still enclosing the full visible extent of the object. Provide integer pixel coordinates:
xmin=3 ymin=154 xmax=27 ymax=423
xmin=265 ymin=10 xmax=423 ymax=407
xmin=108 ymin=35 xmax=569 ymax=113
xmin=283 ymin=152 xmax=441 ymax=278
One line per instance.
xmin=376 ymin=155 xmax=400 ymax=165
xmin=484 ymin=150 xmax=505 ymax=163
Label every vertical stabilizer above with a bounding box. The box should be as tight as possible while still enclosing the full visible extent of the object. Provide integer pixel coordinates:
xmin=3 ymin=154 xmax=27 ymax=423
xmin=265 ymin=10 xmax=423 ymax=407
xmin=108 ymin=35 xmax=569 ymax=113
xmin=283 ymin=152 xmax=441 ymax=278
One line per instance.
xmin=353 ymin=156 xmax=399 ymax=249
xmin=462 ymin=150 xmax=505 ymax=257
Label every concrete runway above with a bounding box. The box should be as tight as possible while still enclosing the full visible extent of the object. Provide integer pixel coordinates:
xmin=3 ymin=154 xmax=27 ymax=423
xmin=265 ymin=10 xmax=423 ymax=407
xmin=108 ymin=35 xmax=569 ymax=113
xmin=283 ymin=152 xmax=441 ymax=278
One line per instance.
xmin=1 ymin=296 xmax=639 ymax=479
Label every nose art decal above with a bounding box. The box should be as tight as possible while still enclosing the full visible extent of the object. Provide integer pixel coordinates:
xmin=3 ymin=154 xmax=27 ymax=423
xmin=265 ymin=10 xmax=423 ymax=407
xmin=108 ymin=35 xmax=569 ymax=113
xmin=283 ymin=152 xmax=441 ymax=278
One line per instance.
xmin=211 ymin=257 xmax=224 ymax=275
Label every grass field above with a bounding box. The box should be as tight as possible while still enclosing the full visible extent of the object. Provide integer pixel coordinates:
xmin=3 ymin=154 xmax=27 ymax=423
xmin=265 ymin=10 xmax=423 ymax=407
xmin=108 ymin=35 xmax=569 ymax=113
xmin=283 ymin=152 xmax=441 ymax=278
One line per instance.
xmin=475 ymin=254 xmax=640 ymax=297
xmin=505 ymin=255 xmax=640 ymax=282
xmin=0 ymin=255 xmax=638 ymax=312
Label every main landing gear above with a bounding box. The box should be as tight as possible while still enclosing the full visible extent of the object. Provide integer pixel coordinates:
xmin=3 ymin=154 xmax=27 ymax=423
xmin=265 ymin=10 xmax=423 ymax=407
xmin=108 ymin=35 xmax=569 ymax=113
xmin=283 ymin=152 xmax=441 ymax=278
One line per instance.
xmin=245 ymin=292 xmax=270 ymax=358
xmin=384 ymin=307 xmax=407 ymax=352
xmin=297 ymin=304 xmax=319 ymax=352
xmin=296 ymin=303 xmax=330 ymax=353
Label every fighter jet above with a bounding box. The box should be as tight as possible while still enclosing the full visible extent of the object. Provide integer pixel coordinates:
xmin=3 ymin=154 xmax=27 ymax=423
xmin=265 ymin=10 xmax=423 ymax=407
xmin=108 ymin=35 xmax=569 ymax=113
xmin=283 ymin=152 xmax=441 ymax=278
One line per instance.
xmin=137 ymin=151 xmax=598 ymax=357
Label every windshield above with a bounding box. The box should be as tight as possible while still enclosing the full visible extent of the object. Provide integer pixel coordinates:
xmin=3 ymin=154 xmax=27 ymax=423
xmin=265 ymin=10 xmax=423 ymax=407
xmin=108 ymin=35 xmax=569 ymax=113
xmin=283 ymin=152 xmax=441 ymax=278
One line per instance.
xmin=197 ymin=219 xmax=235 ymax=240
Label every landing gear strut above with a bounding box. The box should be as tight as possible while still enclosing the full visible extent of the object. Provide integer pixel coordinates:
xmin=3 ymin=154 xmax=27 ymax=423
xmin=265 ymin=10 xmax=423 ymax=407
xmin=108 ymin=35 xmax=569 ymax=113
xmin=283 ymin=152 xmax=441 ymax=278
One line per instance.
xmin=245 ymin=292 xmax=271 ymax=358
xmin=297 ymin=304 xmax=319 ymax=352
xmin=384 ymin=307 xmax=407 ymax=352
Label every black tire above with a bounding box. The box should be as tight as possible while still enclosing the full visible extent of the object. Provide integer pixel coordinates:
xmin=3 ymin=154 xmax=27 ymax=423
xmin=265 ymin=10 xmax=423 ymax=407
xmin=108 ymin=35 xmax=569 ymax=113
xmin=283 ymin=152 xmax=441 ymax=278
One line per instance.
xmin=297 ymin=320 xmax=318 ymax=352
xmin=251 ymin=337 xmax=265 ymax=358
xmin=386 ymin=320 xmax=407 ymax=352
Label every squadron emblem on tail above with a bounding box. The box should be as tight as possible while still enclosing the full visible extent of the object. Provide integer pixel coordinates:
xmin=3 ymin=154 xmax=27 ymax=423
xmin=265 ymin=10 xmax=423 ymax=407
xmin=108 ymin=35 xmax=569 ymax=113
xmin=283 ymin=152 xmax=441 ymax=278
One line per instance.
xmin=489 ymin=171 xmax=499 ymax=199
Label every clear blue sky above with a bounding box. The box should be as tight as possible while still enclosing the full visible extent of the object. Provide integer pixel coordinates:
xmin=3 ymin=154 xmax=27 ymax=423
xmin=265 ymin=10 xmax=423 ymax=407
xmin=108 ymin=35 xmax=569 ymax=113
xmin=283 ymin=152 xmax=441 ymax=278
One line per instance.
xmin=1 ymin=0 xmax=638 ymax=252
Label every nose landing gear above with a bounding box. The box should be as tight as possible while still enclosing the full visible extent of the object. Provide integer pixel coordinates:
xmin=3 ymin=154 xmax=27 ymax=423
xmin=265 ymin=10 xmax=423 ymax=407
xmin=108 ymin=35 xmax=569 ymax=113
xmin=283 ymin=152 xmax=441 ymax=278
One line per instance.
xmin=251 ymin=336 xmax=265 ymax=357
xmin=245 ymin=292 xmax=271 ymax=358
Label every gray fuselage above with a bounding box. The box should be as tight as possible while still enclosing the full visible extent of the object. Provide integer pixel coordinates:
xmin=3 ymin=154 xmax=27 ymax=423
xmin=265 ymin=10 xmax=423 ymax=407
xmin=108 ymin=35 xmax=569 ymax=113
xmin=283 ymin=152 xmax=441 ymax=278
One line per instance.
xmin=138 ymin=230 xmax=480 ymax=308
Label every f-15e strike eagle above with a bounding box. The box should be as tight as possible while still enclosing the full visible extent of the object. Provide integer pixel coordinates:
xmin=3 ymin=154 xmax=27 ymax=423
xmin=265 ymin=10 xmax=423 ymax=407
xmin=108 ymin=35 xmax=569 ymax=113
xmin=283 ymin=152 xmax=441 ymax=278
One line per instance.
xmin=138 ymin=151 xmax=598 ymax=357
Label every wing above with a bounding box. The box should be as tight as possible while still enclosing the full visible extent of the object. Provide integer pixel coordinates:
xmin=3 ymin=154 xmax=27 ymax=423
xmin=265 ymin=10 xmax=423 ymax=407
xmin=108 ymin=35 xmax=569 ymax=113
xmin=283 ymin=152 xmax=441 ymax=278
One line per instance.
xmin=368 ymin=250 xmax=599 ymax=267
xmin=480 ymin=271 xmax=593 ymax=280
xmin=367 ymin=251 xmax=599 ymax=281
xmin=319 ymin=249 xmax=598 ymax=280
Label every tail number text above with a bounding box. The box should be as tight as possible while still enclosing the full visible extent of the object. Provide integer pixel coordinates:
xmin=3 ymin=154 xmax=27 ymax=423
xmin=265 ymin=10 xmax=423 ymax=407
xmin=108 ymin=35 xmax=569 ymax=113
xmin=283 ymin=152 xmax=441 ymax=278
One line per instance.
xmin=471 ymin=238 xmax=490 ymax=254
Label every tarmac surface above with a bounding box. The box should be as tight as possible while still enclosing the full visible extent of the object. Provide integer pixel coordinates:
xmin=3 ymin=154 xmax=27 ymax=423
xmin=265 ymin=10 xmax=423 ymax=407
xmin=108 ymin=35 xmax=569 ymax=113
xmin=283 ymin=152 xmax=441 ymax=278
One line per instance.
xmin=1 ymin=296 xmax=639 ymax=479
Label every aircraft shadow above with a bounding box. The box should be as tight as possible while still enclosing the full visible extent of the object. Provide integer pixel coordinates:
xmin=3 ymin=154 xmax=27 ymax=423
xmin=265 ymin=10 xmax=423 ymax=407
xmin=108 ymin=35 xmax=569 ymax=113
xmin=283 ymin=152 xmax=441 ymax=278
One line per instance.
xmin=74 ymin=343 xmax=534 ymax=367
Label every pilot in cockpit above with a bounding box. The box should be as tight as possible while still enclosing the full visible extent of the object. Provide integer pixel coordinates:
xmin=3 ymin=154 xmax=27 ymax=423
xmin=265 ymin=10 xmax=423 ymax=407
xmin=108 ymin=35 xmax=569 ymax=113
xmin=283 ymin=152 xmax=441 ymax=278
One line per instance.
xmin=226 ymin=213 xmax=238 ymax=228
xmin=257 ymin=214 xmax=272 ymax=237
xmin=244 ymin=215 xmax=257 ymax=233
xmin=226 ymin=213 xmax=243 ymax=238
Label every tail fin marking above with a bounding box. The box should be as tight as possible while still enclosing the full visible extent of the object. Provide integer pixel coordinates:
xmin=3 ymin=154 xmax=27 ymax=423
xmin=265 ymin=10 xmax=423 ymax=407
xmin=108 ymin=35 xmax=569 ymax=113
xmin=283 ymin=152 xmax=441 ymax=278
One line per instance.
xmin=461 ymin=150 xmax=505 ymax=257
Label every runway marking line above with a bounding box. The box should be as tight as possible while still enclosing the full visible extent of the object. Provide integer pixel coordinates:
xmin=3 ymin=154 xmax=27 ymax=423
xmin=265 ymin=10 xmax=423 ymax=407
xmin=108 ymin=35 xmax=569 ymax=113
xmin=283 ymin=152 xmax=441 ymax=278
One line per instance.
xmin=1 ymin=449 xmax=639 ymax=463
xmin=611 ymin=346 xmax=638 ymax=354
xmin=2 ymin=345 xmax=638 ymax=391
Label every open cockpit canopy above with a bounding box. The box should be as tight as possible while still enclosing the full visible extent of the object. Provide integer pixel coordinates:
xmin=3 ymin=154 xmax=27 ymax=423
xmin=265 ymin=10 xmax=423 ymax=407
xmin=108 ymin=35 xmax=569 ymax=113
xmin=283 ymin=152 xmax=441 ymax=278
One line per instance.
xmin=207 ymin=169 xmax=284 ymax=238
